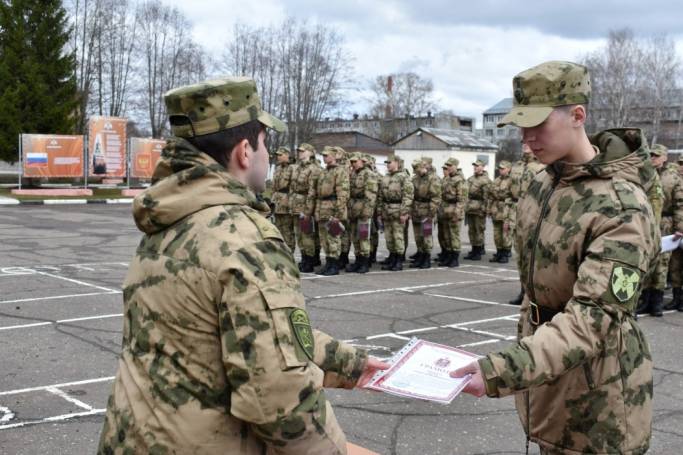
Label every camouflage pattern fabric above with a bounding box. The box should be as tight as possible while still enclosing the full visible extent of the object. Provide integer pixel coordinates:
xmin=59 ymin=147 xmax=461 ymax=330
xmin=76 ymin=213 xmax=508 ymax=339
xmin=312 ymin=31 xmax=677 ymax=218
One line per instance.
xmin=316 ymin=163 xmax=350 ymax=259
xmin=378 ymin=169 xmax=413 ymax=254
xmin=290 ymin=159 xmax=321 ymax=256
xmin=272 ymin=161 xmax=296 ymax=251
xmin=478 ymin=129 xmax=658 ymax=454
xmin=98 ymin=137 xmax=367 ymax=454
xmin=466 ymin=173 xmax=491 ymax=248
xmin=488 ymin=173 xmax=513 ymax=250
xmin=411 ymin=170 xmax=441 ymax=253
xmin=438 ymin=168 xmax=466 ymax=252
xmin=510 ymin=156 xmax=546 ymax=267
xmin=348 ymin=166 xmax=379 ymax=256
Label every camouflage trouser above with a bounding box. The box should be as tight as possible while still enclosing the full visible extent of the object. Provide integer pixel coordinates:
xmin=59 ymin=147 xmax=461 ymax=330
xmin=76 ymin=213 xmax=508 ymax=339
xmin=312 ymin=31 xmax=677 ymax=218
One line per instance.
xmin=492 ymin=220 xmax=512 ymax=250
xmin=371 ymin=218 xmax=379 ymax=253
xmin=669 ymin=249 xmax=683 ymax=288
xmin=411 ymin=218 xmax=433 ymax=253
xmin=385 ymin=219 xmax=406 ymax=254
xmin=273 ymin=214 xmax=296 ymax=252
xmin=646 ymin=216 xmax=673 ymax=289
xmin=319 ymin=220 xmax=342 ymax=259
xmin=294 ymin=218 xmax=317 ymax=256
xmin=466 ymin=213 xmax=486 ymax=247
xmin=341 ymin=227 xmax=350 ymax=255
xmin=349 ymin=219 xmax=371 ymax=256
xmin=438 ymin=216 xmax=461 ymax=251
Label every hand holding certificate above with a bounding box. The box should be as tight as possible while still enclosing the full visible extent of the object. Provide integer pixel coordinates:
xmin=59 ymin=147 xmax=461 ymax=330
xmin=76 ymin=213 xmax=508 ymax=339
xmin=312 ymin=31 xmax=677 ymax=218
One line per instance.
xmin=365 ymin=338 xmax=479 ymax=404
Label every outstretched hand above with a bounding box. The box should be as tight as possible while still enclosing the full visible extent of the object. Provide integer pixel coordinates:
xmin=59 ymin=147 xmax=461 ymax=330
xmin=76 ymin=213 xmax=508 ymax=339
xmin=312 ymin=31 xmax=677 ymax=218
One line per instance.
xmin=357 ymin=357 xmax=391 ymax=389
xmin=449 ymin=360 xmax=486 ymax=397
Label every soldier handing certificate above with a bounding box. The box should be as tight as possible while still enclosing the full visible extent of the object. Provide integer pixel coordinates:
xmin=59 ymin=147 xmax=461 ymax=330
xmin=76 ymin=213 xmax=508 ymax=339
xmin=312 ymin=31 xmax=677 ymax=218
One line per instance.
xmin=366 ymin=338 xmax=478 ymax=404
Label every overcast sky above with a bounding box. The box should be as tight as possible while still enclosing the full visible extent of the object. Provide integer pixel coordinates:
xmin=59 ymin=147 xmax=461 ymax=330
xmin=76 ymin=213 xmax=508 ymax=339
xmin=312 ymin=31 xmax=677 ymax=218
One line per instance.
xmin=163 ymin=0 xmax=683 ymax=127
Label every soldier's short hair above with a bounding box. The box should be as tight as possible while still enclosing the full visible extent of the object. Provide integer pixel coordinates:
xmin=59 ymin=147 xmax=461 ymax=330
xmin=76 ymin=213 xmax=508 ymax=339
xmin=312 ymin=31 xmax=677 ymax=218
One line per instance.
xmin=187 ymin=120 xmax=264 ymax=169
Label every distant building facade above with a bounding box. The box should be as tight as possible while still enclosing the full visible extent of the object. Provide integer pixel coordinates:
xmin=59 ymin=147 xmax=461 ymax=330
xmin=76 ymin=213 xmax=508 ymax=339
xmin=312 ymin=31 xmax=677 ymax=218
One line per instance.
xmin=481 ymin=98 xmax=520 ymax=143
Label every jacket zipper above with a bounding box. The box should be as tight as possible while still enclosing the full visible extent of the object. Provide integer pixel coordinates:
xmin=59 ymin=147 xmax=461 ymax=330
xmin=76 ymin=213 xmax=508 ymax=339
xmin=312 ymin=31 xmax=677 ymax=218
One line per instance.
xmin=524 ymin=170 xmax=561 ymax=454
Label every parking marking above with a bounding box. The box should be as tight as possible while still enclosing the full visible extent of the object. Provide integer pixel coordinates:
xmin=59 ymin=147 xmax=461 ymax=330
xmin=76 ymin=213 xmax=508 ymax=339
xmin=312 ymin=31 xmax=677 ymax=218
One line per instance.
xmin=0 ymin=314 xmax=122 ymax=332
xmin=0 ymin=409 xmax=106 ymax=430
xmin=0 ymin=290 xmax=121 ymax=306
xmin=46 ymin=387 xmax=94 ymax=411
xmin=34 ymin=271 xmax=119 ymax=293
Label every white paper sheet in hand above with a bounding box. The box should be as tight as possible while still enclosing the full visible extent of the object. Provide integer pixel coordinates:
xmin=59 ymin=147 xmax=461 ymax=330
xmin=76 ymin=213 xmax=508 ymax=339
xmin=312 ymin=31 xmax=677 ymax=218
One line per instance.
xmin=366 ymin=338 xmax=479 ymax=404
xmin=661 ymin=234 xmax=681 ymax=253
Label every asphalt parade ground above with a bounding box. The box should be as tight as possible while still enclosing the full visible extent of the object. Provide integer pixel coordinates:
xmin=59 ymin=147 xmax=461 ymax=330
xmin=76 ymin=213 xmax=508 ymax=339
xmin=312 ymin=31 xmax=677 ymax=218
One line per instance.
xmin=0 ymin=205 xmax=682 ymax=454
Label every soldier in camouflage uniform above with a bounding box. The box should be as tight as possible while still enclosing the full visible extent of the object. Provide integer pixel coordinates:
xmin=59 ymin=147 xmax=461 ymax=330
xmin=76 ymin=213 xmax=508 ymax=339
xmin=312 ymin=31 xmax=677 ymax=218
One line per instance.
xmin=336 ymin=147 xmax=352 ymax=269
xmin=378 ymin=155 xmax=414 ymax=271
xmin=271 ymin=146 xmax=296 ymax=252
xmin=638 ymin=144 xmax=683 ymax=315
xmin=98 ymin=77 xmax=386 ymax=455
xmin=437 ymin=157 xmax=466 ymax=267
xmin=314 ymin=146 xmax=350 ymax=276
xmin=508 ymin=145 xmax=546 ymax=304
xmin=365 ymin=154 xmax=381 ymax=265
xmin=290 ymin=143 xmax=321 ymax=273
xmin=451 ymin=62 xmax=658 ymax=455
xmin=464 ymin=160 xmax=492 ymax=260
xmin=409 ymin=158 xmax=442 ymax=269
xmin=487 ymin=160 xmax=513 ymax=263
xmin=345 ymin=152 xmax=378 ymax=273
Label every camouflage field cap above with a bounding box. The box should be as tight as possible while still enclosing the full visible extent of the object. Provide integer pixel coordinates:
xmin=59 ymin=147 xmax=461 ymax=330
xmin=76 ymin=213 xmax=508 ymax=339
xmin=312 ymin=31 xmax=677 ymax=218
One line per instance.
xmin=443 ymin=157 xmax=459 ymax=168
xmin=412 ymin=158 xmax=423 ymax=168
xmin=335 ymin=146 xmax=347 ymax=160
xmin=498 ymin=160 xmax=512 ymax=169
xmin=384 ymin=154 xmax=400 ymax=163
xmin=297 ymin=143 xmax=316 ymax=154
xmin=422 ymin=157 xmax=433 ymax=165
xmin=361 ymin=153 xmax=372 ymax=162
xmin=164 ymin=77 xmax=286 ymax=138
xmin=321 ymin=146 xmax=336 ymax=156
xmin=650 ymin=143 xmax=668 ymax=157
xmin=349 ymin=152 xmax=362 ymax=161
xmin=473 ymin=159 xmax=486 ymax=166
xmin=498 ymin=61 xmax=591 ymax=128
xmin=275 ymin=146 xmax=290 ymax=155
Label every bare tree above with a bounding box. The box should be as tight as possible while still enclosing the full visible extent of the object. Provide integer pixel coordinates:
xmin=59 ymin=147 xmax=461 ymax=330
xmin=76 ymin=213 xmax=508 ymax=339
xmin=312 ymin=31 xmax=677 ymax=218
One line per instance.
xmin=369 ymin=72 xmax=437 ymax=119
xmin=641 ymin=34 xmax=680 ymax=144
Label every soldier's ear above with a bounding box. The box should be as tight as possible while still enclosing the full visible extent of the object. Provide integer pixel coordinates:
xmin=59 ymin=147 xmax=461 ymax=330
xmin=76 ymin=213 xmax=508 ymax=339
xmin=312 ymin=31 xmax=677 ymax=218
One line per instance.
xmin=230 ymin=138 xmax=251 ymax=171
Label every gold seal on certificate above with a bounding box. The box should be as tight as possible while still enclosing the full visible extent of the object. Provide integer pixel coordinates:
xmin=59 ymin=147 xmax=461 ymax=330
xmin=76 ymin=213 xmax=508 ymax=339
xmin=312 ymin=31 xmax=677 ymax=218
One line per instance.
xmin=366 ymin=338 xmax=479 ymax=404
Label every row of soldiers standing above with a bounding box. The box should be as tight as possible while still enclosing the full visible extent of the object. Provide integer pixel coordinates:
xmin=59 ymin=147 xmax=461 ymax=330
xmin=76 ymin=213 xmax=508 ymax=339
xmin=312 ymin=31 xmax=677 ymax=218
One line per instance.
xmin=270 ymin=142 xmax=545 ymax=276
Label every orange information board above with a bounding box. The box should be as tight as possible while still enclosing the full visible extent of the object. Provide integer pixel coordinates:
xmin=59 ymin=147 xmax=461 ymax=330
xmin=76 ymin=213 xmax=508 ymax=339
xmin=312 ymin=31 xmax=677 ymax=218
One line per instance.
xmin=130 ymin=138 xmax=165 ymax=179
xmin=21 ymin=134 xmax=84 ymax=178
xmin=88 ymin=116 xmax=127 ymax=177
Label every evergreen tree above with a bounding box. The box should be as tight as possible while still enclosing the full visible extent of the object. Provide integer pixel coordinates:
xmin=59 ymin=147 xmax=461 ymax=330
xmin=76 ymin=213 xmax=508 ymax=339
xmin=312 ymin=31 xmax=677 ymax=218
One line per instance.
xmin=0 ymin=0 xmax=77 ymax=163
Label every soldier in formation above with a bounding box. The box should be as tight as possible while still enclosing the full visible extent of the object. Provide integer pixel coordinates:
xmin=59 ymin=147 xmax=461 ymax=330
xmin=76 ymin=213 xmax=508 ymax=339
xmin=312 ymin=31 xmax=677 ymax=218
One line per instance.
xmin=452 ymin=61 xmax=657 ymax=455
xmin=98 ymin=77 xmax=386 ymax=454
xmin=487 ymin=160 xmax=513 ymax=263
xmin=464 ymin=160 xmax=491 ymax=260
xmin=345 ymin=152 xmax=379 ymax=273
xmin=314 ymin=146 xmax=350 ymax=276
xmin=409 ymin=158 xmax=441 ymax=269
xmin=270 ymin=146 xmax=296 ymax=252
xmin=378 ymin=155 xmax=414 ymax=271
xmin=437 ymin=157 xmax=466 ymax=267
xmin=289 ymin=143 xmax=320 ymax=273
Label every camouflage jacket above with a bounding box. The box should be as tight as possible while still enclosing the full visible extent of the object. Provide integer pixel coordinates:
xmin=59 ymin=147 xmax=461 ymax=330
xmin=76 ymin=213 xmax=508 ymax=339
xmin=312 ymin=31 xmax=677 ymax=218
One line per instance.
xmin=98 ymin=138 xmax=367 ymax=455
xmin=290 ymin=159 xmax=321 ymax=217
xmin=479 ymin=129 xmax=658 ymax=454
xmin=378 ymin=169 xmax=414 ymax=220
xmin=438 ymin=170 xmax=466 ymax=221
xmin=411 ymin=172 xmax=441 ymax=219
xmin=348 ymin=167 xmax=378 ymax=220
xmin=271 ymin=162 xmax=295 ymax=215
xmin=487 ymin=174 xmax=513 ymax=222
xmin=315 ymin=163 xmax=350 ymax=221
xmin=658 ymin=163 xmax=683 ymax=233
xmin=465 ymin=173 xmax=491 ymax=216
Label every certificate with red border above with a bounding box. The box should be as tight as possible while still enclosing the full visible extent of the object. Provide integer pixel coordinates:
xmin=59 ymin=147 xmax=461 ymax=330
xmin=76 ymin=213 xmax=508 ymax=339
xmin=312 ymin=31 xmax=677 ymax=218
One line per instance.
xmin=366 ymin=338 xmax=478 ymax=404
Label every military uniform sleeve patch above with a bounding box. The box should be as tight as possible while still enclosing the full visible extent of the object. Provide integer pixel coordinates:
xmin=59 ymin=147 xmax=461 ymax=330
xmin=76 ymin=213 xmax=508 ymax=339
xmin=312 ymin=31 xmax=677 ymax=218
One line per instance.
xmin=610 ymin=265 xmax=640 ymax=303
xmin=289 ymin=308 xmax=314 ymax=361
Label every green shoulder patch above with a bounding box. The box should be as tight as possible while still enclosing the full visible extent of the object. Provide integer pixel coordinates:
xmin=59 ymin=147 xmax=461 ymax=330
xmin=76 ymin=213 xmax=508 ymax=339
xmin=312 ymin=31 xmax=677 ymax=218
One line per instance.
xmin=610 ymin=266 xmax=640 ymax=303
xmin=290 ymin=309 xmax=314 ymax=361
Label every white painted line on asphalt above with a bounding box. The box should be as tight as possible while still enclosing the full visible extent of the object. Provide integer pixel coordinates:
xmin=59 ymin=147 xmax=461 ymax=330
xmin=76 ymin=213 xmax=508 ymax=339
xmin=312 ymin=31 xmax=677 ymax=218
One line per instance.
xmin=458 ymin=338 xmax=511 ymax=348
xmin=367 ymin=333 xmax=410 ymax=341
xmin=425 ymin=293 xmax=520 ymax=308
xmin=0 ymin=313 xmax=122 ymax=332
xmin=0 ymin=291 xmax=120 ymax=306
xmin=0 ymin=376 xmax=115 ymax=396
xmin=34 ymin=271 xmax=118 ymax=293
xmin=311 ymin=282 xmax=457 ymax=299
xmin=0 ymin=406 xmax=14 ymax=423
xmin=45 ymin=387 xmax=94 ymax=411
xmin=0 ymin=409 xmax=106 ymax=430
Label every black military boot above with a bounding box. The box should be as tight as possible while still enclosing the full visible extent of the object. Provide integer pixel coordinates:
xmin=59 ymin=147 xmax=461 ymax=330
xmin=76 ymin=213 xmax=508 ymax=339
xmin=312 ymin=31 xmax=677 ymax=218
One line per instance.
xmin=317 ymin=257 xmax=332 ymax=275
xmin=313 ymin=246 xmax=322 ymax=266
xmin=436 ymin=250 xmax=446 ymax=262
xmin=489 ymin=250 xmax=501 ymax=263
xmin=464 ymin=248 xmax=477 ymax=260
xmin=356 ymin=255 xmax=370 ymax=274
xmin=419 ymin=254 xmax=431 ymax=269
xmin=664 ymin=287 xmax=682 ymax=311
xmin=650 ymin=289 xmax=664 ymax=317
xmin=338 ymin=252 xmax=349 ymax=268
xmin=381 ymin=253 xmax=396 ymax=270
xmin=299 ymin=255 xmax=314 ymax=273
xmin=369 ymin=248 xmax=377 ymax=265
xmin=321 ymin=258 xmax=339 ymax=276
xmin=390 ymin=256 xmax=403 ymax=271
xmin=447 ymin=251 xmax=460 ymax=268
xmin=345 ymin=256 xmax=360 ymax=273
xmin=409 ymin=251 xmax=419 ymax=260
xmin=379 ymin=253 xmax=393 ymax=265
xmin=508 ymin=288 xmax=524 ymax=305
xmin=468 ymin=245 xmax=482 ymax=261
xmin=410 ymin=252 xmax=425 ymax=268
xmin=497 ymin=249 xmax=510 ymax=264
xmin=438 ymin=250 xmax=452 ymax=266
xmin=635 ymin=289 xmax=652 ymax=315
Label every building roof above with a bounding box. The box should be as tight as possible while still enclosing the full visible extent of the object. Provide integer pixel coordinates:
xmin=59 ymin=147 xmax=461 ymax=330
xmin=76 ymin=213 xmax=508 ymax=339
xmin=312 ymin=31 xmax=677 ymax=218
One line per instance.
xmin=483 ymin=98 xmax=513 ymax=115
xmin=394 ymin=127 xmax=498 ymax=150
